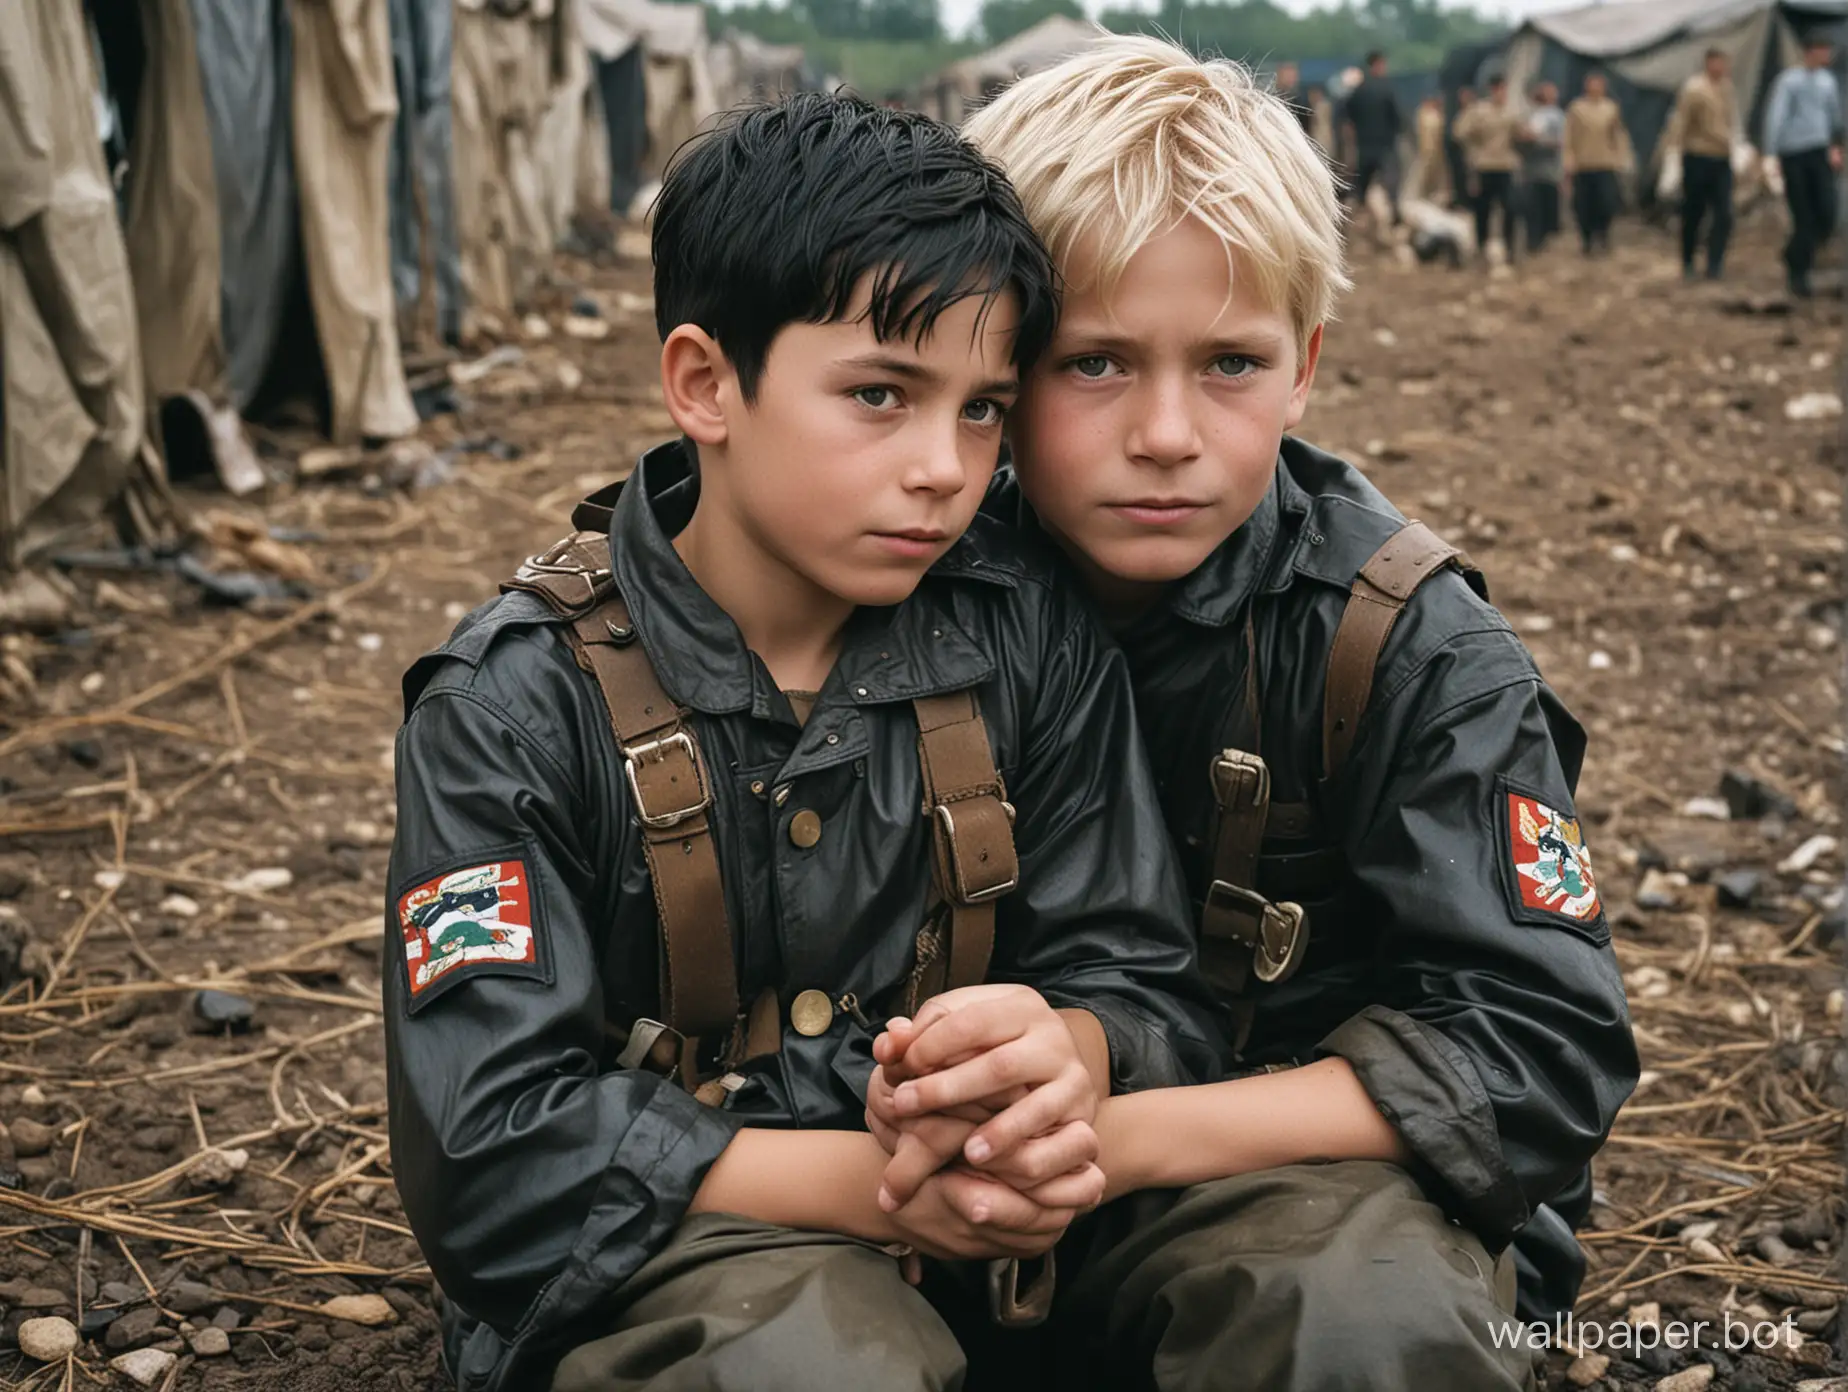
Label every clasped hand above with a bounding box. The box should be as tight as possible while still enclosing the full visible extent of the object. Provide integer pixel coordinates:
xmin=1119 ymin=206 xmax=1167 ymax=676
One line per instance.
xmin=862 ymin=985 xmax=1106 ymax=1269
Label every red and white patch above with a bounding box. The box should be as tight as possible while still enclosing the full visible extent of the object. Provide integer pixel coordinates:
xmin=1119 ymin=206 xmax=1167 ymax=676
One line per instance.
xmin=397 ymin=860 xmax=535 ymax=1002
xmin=1508 ymin=793 xmax=1602 ymax=923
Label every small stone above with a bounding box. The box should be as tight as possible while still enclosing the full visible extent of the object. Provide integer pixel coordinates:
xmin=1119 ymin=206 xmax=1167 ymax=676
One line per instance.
xmin=1627 ymin=1301 xmax=1662 ymax=1330
xmin=296 ymin=1325 xmax=332 ymax=1353
xmin=93 ymin=869 xmax=125 ymax=890
xmin=1785 ymin=1208 xmax=1834 ymax=1247
xmin=105 ymin=1305 xmax=163 ymax=1350
xmin=1715 ymin=870 xmax=1762 ymax=909
xmin=128 ymin=1126 xmax=181 ymax=1154
xmin=64 ymin=740 xmax=103 ymax=769
xmin=19 ymin=1085 xmax=45 ymax=1107
xmin=1795 ymin=1378 xmax=1848 ymax=1391
xmin=1688 ymin=1236 xmax=1726 ymax=1263
xmin=1780 ymin=835 xmax=1837 ymax=874
xmin=1795 ymin=1307 xmax=1837 ymax=1334
xmin=1655 ymin=1367 xmax=1714 ymax=1392
xmin=8 ymin=1117 xmax=53 ymax=1157
xmin=184 ymin=1147 xmax=248 ymax=1191
xmin=1588 ymin=649 xmax=1613 ymax=670
xmin=210 ymin=1306 xmax=241 ymax=1332
xmin=315 ymin=1294 xmax=396 ymax=1327
xmin=15 ymin=1287 xmax=65 ymax=1309
xmin=1637 ymin=868 xmax=1685 ymax=910
xmin=17 ymin=1315 xmax=78 ymax=1361
xmin=225 ymin=867 xmax=292 ymax=895
xmin=188 ymin=990 xmax=255 ymax=1033
xmin=158 ymin=894 xmax=199 ymax=918
xmin=80 ymin=1307 xmax=119 ymax=1337
xmin=1720 ymin=770 xmax=1797 ymax=821
xmin=165 ymin=1280 xmax=217 ymax=1315
xmin=97 ymin=1281 xmax=140 ymax=1305
xmin=356 ymin=632 xmax=383 ymax=654
xmin=1567 ymin=1352 xmax=1610 ymax=1385
xmin=1756 ymin=1233 xmax=1798 ymax=1267
xmin=1682 ymin=796 xmax=1732 ymax=821
xmin=189 ymin=1325 xmax=230 ymax=1356
xmin=1680 ymin=1220 xmax=1720 ymax=1243
xmin=109 ymin=1348 xmax=177 ymax=1387
xmin=79 ymin=672 xmax=104 ymax=695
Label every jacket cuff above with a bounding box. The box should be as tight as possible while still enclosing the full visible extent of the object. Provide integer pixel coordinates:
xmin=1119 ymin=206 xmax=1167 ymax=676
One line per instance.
xmin=514 ymin=1078 xmax=743 ymax=1343
xmin=1315 ymin=1005 xmax=1529 ymax=1243
xmin=1043 ymin=992 xmax=1211 ymax=1095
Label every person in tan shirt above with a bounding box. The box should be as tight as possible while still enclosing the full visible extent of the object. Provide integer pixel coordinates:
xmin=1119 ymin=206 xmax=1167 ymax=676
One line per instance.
xmin=1668 ymin=48 xmax=1737 ymax=279
xmin=1564 ymin=69 xmax=1633 ymax=255
xmin=1413 ymin=93 xmax=1450 ymax=202
xmin=1453 ymin=74 xmax=1522 ymax=261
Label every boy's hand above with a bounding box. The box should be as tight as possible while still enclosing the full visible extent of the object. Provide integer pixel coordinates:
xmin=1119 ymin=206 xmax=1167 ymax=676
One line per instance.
xmin=877 ymin=986 xmax=1104 ymax=1167
xmin=885 ymin=1165 xmax=1099 ymax=1262
xmin=867 ymin=1065 xmax=1101 ymax=1209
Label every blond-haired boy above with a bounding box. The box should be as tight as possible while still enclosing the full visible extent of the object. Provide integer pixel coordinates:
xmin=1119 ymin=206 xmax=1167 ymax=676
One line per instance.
xmin=870 ymin=37 xmax=1637 ymax=1389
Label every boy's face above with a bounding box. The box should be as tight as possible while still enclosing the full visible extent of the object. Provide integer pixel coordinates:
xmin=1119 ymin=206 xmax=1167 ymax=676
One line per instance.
xmin=692 ymin=284 xmax=1020 ymax=609
xmin=1009 ymin=217 xmax=1318 ymax=601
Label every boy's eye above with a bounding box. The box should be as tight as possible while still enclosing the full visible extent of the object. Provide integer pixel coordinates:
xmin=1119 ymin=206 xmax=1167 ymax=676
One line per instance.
xmin=853 ymin=386 xmax=900 ymax=410
xmin=962 ymin=399 xmax=1006 ymax=427
xmin=1210 ymin=355 xmax=1259 ymax=379
xmin=1069 ymin=355 xmax=1118 ymax=379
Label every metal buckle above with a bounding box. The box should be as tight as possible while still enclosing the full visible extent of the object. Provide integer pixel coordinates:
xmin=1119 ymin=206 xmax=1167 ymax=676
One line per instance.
xmin=518 ymin=548 xmax=613 ymax=609
xmin=1204 ymin=881 xmax=1308 ymax=985
xmin=988 ymin=1253 xmax=1055 ymax=1328
xmin=616 ymin=1018 xmax=684 ymax=1073
xmin=624 ymin=731 xmax=711 ymax=828
xmin=1211 ymin=748 xmax=1272 ymax=813
xmin=934 ymin=799 xmax=1018 ymax=903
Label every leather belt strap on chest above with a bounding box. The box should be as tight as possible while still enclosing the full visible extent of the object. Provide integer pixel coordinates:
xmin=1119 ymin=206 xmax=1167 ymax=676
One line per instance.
xmin=914 ymin=689 xmax=1016 ymax=995
xmin=1322 ymin=520 xmax=1469 ymax=783
xmin=505 ymin=536 xmax=739 ymax=1084
xmin=1204 ymin=752 xmax=1309 ymax=998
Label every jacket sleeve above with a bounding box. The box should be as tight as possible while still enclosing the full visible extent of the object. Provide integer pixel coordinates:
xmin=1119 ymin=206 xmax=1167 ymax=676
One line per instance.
xmin=996 ymin=611 xmax=1228 ymax=1095
xmin=1313 ymin=631 xmax=1639 ymax=1246
xmin=384 ymin=676 xmax=740 ymax=1338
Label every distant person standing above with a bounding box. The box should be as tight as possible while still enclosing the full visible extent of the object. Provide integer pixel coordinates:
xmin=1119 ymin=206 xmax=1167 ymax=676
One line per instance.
xmin=1308 ymin=85 xmax=1336 ymax=159
xmin=1342 ymin=51 xmax=1403 ymax=221
xmin=1763 ymin=34 xmax=1845 ymax=297
xmin=1413 ymin=92 xmax=1450 ymax=203
xmin=1448 ymin=86 xmax=1477 ymax=210
xmin=1564 ymin=70 xmax=1632 ymax=255
xmin=1668 ymin=48 xmax=1737 ymax=281
xmin=1455 ymin=74 xmax=1521 ymax=262
xmin=1522 ymin=81 xmax=1565 ymax=251
xmin=1273 ymin=60 xmax=1315 ymax=135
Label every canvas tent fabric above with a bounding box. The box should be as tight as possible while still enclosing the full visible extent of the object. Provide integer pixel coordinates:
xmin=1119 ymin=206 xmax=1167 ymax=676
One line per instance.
xmin=0 ymin=0 xmax=147 ymax=569
xmin=917 ymin=15 xmax=1104 ymax=124
xmin=290 ymin=0 xmax=418 ymax=441
xmin=389 ymin=0 xmax=464 ymax=345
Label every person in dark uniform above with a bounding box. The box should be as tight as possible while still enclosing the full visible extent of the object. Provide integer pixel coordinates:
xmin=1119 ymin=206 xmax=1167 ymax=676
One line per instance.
xmin=1341 ymin=50 xmax=1403 ymax=224
xmin=885 ymin=37 xmax=1640 ymax=1391
xmin=1273 ymin=60 xmax=1314 ymax=135
xmin=385 ymin=92 xmax=1225 ymax=1392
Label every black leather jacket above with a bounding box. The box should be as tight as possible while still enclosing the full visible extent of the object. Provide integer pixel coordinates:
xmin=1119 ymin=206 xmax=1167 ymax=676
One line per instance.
xmin=384 ymin=442 xmax=1226 ymax=1389
xmin=991 ymin=438 xmax=1639 ymax=1308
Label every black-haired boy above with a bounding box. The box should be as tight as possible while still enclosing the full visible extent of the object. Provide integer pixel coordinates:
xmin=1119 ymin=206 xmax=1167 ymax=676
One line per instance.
xmin=384 ymin=93 xmax=1222 ymax=1391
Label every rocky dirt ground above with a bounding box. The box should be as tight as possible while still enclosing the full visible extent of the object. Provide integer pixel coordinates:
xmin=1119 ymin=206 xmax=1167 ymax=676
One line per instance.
xmin=0 ymin=212 xmax=1841 ymax=1391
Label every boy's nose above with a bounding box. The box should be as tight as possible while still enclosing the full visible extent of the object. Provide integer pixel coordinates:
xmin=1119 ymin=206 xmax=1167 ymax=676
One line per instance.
xmin=904 ymin=423 xmax=973 ymax=495
xmin=1128 ymin=379 xmax=1203 ymax=466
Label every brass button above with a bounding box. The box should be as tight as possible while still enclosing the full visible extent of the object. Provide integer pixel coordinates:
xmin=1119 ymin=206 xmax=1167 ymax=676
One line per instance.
xmin=790 ymin=989 xmax=834 ymax=1036
xmin=789 ymin=809 xmax=822 ymax=849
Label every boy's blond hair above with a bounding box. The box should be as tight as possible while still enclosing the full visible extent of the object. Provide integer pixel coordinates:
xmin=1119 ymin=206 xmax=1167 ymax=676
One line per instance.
xmin=962 ymin=35 xmax=1349 ymax=358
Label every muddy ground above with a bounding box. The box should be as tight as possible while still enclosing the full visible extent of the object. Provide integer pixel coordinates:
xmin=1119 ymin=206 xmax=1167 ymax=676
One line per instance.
xmin=0 ymin=213 xmax=1841 ymax=1390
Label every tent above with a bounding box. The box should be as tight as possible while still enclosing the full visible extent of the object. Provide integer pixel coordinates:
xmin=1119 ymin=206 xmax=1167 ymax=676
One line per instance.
xmin=914 ymin=15 xmax=1105 ymax=125
xmin=1454 ymin=0 xmax=1848 ymax=198
xmin=0 ymin=0 xmax=152 ymax=569
xmin=97 ymin=0 xmax=417 ymax=447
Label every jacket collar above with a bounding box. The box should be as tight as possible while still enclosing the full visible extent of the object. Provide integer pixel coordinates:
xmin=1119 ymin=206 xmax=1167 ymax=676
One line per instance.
xmin=608 ymin=440 xmax=1008 ymax=715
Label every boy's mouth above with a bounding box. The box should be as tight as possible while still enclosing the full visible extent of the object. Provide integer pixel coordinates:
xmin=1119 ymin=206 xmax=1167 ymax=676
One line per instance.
xmin=869 ymin=528 xmax=950 ymax=558
xmin=1107 ymin=500 xmax=1208 ymax=527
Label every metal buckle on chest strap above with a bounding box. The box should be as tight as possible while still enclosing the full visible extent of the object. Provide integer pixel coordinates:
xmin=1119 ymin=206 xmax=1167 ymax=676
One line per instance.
xmin=616 ymin=1018 xmax=685 ymax=1074
xmin=1203 ymin=880 xmax=1310 ymax=985
xmin=623 ymin=731 xmax=712 ymax=828
xmin=516 ymin=543 xmax=613 ymax=610
xmin=933 ymin=798 xmax=1019 ymax=903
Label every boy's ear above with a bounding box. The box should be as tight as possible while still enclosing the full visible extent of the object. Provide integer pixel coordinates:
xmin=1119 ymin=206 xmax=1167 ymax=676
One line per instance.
xmin=1284 ymin=324 xmax=1324 ymax=431
xmin=660 ymin=326 xmax=734 ymax=447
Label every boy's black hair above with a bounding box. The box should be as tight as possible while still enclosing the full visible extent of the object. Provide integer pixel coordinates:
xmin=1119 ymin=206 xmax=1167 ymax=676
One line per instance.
xmin=652 ymin=91 xmax=1057 ymax=402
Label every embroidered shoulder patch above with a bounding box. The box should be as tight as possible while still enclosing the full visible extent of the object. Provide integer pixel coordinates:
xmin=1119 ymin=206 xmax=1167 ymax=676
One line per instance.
xmin=1506 ymin=790 xmax=1602 ymax=923
xmin=397 ymin=858 xmax=542 ymax=1009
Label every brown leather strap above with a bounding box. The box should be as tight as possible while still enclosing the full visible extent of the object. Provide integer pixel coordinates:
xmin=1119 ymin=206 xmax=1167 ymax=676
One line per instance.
xmin=914 ymin=691 xmax=1017 ymax=994
xmin=506 ymin=533 xmax=740 ymax=1047
xmin=1322 ymin=521 xmax=1469 ymax=783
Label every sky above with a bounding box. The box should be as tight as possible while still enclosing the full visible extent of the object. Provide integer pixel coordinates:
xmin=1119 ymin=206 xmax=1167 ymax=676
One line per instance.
xmin=936 ymin=0 xmax=1587 ymax=41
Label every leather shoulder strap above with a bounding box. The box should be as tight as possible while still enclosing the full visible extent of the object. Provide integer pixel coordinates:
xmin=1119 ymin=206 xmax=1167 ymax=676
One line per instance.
xmin=1322 ymin=520 xmax=1474 ymax=783
xmin=504 ymin=534 xmax=739 ymax=1045
xmin=914 ymin=690 xmax=1017 ymax=994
